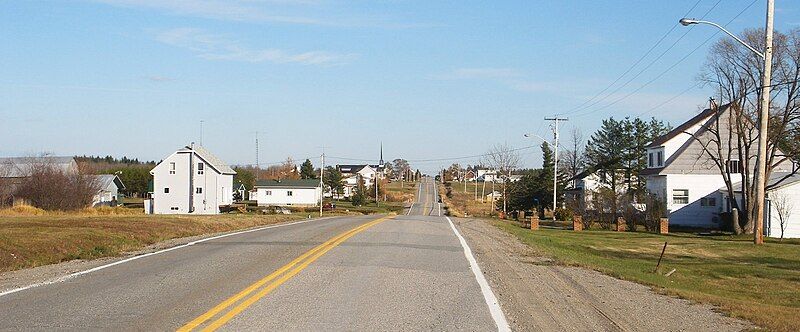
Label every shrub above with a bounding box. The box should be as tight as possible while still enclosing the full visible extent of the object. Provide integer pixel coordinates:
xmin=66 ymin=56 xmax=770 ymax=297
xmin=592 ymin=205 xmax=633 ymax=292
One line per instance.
xmin=14 ymin=159 xmax=99 ymax=211
xmin=554 ymin=208 xmax=573 ymax=221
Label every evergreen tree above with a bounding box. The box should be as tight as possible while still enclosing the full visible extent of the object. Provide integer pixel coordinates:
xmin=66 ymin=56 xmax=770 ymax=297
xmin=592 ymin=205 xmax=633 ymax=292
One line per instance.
xmin=586 ymin=117 xmax=627 ymax=215
xmin=299 ymin=159 xmax=316 ymax=179
xmin=322 ymin=166 xmax=344 ymax=199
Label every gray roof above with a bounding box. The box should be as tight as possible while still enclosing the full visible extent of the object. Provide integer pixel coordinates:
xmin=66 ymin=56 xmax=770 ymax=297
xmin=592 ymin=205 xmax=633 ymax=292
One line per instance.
xmin=255 ymin=179 xmax=321 ymax=188
xmin=0 ymin=156 xmax=77 ymax=178
xmin=724 ymin=173 xmax=800 ymax=192
xmin=93 ymin=174 xmax=125 ymax=190
xmin=176 ymin=145 xmax=236 ymax=175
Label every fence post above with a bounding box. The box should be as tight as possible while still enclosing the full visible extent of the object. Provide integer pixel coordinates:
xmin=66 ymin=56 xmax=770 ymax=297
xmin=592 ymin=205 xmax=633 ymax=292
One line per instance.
xmin=573 ymin=215 xmax=583 ymax=231
xmin=531 ymin=214 xmax=539 ymax=231
xmin=616 ymin=217 xmax=626 ymax=232
xmin=519 ymin=211 xmax=527 ymax=228
xmin=659 ymin=218 xmax=669 ymax=234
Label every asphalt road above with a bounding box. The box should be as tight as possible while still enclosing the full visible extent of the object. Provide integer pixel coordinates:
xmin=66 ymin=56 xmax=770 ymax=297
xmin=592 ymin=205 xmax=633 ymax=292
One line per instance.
xmin=0 ymin=178 xmax=505 ymax=331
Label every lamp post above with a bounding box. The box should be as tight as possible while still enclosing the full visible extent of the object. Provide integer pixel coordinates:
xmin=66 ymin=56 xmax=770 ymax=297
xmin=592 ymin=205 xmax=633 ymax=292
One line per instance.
xmin=680 ymin=0 xmax=774 ymax=244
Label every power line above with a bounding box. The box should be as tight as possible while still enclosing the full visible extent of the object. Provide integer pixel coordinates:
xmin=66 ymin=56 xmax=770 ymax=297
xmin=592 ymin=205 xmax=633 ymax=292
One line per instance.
xmin=556 ymin=0 xmax=711 ymax=117
xmin=569 ymin=0 xmax=758 ymax=118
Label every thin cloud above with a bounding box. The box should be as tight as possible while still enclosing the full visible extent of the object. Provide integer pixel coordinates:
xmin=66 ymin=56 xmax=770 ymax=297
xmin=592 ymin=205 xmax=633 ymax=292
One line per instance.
xmin=155 ymin=28 xmax=357 ymax=66
xmin=144 ymin=75 xmax=175 ymax=82
xmin=432 ymin=68 xmax=523 ymax=80
xmin=91 ymin=0 xmax=441 ymax=28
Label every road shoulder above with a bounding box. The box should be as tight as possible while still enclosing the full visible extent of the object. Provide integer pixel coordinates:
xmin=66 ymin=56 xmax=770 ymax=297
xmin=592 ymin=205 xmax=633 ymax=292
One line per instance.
xmin=453 ymin=217 xmax=753 ymax=332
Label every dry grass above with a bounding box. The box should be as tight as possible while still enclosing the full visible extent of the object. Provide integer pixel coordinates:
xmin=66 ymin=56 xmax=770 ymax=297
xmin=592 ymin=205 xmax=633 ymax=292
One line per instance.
xmin=385 ymin=181 xmax=416 ymax=203
xmin=0 ymin=213 xmax=304 ymax=273
xmin=440 ymin=182 xmax=496 ymax=217
xmin=0 ymin=205 xmax=143 ymax=217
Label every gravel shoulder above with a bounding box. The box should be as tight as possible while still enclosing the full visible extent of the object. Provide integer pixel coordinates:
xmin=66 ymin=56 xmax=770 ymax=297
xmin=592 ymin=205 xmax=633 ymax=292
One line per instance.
xmin=453 ymin=217 xmax=753 ymax=332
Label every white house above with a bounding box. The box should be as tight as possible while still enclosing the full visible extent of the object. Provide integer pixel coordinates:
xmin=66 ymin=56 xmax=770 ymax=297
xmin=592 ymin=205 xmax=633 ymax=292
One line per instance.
xmin=338 ymin=164 xmax=382 ymax=197
xmin=643 ymin=104 xmax=795 ymax=228
xmin=477 ymin=169 xmax=500 ymax=182
xmin=148 ymin=144 xmax=236 ymax=214
xmin=254 ymin=179 xmax=322 ymax=207
xmin=719 ymin=174 xmax=800 ymax=239
xmin=92 ymin=174 xmax=125 ymax=206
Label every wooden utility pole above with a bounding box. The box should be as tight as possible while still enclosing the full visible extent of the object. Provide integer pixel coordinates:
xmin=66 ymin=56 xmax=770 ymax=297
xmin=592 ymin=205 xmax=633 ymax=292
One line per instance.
xmin=754 ymin=0 xmax=774 ymax=244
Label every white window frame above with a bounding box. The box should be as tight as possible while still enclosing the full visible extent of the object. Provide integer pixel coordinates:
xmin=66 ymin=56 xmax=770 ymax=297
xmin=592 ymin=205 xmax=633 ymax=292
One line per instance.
xmin=701 ymin=197 xmax=717 ymax=207
xmin=287 ymin=190 xmax=293 ymax=197
xmin=672 ymin=189 xmax=689 ymax=205
xmin=196 ymin=187 xmax=202 ymax=194
xmin=657 ymin=151 xmax=664 ymax=167
xmin=169 ymin=162 xmax=176 ymax=174
xmin=726 ymin=159 xmax=741 ymax=174
xmin=197 ymin=162 xmax=204 ymax=175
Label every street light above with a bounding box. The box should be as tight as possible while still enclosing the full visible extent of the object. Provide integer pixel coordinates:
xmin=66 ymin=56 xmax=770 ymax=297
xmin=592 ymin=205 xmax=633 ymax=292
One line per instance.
xmin=679 ymin=0 xmax=774 ymax=245
xmin=678 ymin=18 xmax=765 ymax=59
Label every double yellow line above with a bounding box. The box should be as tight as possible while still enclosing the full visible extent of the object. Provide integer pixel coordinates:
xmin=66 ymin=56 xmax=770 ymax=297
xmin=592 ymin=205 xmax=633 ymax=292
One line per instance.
xmin=178 ymin=216 xmax=393 ymax=332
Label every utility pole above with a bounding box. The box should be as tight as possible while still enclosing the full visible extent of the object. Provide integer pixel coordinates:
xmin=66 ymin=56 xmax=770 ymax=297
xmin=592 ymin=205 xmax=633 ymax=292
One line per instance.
xmin=319 ymin=149 xmax=325 ymax=217
xmin=254 ymin=131 xmax=260 ymax=181
xmin=199 ymin=120 xmax=204 ymax=146
xmin=755 ymin=0 xmax=774 ymax=244
xmin=545 ymin=117 xmax=568 ymax=216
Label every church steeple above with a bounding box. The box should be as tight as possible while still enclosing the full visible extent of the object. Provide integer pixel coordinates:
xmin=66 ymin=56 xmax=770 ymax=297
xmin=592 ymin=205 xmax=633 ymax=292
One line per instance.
xmin=379 ymin=142 xmax=384 ymax=165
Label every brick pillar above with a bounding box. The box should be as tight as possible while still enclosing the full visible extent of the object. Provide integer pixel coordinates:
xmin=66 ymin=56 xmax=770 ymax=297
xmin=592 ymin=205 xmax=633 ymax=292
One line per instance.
xmin=659 ymin=218 xmax=669 ymax=234
xmin=519 ymin=211 xmax=527 ymax=228
xmin=531 ymin=215 xmax=539 ymax=231
xmin=616 ymin=217 xmax=626 ymax=232
xmin=573 ymin=215 xmax=583 ymax=231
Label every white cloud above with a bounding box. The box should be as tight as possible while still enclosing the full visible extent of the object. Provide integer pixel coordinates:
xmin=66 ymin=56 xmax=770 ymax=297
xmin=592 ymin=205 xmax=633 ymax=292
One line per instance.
xmin=91 ymin=0 xmax=440 ymax=28
xmin=155 ymin=28 xmax=357 ymax=66
xmin=144 ymin=75 xmax=175 ymax=82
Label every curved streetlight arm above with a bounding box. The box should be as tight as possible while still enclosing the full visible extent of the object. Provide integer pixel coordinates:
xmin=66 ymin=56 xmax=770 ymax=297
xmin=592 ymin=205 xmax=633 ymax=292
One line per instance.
xmin=523 ymin=133 xmax=549 ymax=143
xmin=680 ymin=18 xmax=765 ymax=59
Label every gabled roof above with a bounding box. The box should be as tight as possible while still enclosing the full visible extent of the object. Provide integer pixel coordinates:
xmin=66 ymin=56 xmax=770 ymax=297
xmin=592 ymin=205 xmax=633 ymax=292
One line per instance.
xmin=646 ymin=104 xmax=729 ymax=148
xmin=723 ymin=173 xmax=800 ymax=192
xmin=255 ymin=179 xmax=321 ymax=188
xmin=0 ymin=156 xmax=77 ymax=178
xmin=93 ymin=174 xmax=125 ymax=190
xmin=155 ymin=144 xmax=236 ymax=175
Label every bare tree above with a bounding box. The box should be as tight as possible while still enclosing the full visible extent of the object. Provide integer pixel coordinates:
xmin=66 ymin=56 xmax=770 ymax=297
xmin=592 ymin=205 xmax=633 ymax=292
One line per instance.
xmin=484 ymin=143 xmax=520 ymax=215
xmin=695 ymin=28 xmax=800 ymax=234
xmin=14 ymin=156 xmax=99 ymax=210
xmin=772 ymin=192 xmax=794 ymax=241
xmin=560 ymin=127 xmax=585 ymax=188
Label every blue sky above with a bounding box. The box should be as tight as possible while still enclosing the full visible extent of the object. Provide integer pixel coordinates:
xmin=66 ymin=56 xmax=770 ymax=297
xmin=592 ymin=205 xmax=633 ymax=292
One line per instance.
xmin=1 ymin=1 xmax=798 ymax=173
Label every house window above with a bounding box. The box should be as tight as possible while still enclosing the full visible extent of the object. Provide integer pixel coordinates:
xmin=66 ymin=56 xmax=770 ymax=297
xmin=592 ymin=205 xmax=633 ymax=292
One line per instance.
xmin=701 ymin=197 xmax=717 ymax=207
xmin=726 ymin=160 xmax=742 ymax=174
xmin=657 ymin=151 xmax=664 ymax=167
xmin=264 ymin=190 xmax=272 ymax=196
xmin=170 ymin=207 xmax=179 ymax=211
xmin=169 ymin=162 xmax=176 ymax=174
xmin=196 ymin=187 xmax=202 ymax=194
xmin=164 ymin=188 xmax=170 ymax=194
xmin=672 ymin=189 xmax=689 ymax=204
xmin=287 ymin=191 xmax=293 ymax=196
xmin=197 ymin=163 xmax=204 ymax=175
xmin=648 ymin=153 xmax=654 ymax=168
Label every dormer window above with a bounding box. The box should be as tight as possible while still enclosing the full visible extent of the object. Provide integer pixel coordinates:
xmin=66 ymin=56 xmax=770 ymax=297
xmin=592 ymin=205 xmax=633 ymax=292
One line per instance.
xmin=657 ymin=151 xmax=664 ymax=167
xmin=726 ymin=160 xmax=742 ymax=174
xmin=647 ymin=148 xmax=665 ymax=168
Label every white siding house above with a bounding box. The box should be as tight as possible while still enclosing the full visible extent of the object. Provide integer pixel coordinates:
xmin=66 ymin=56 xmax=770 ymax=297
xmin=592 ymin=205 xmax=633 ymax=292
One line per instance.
xmin=338 ymin=164 xmax=382 ymax=198
xmin=149 ymin=144 xmax=235 ymax=214
xmin=720 ymin=174 xmax=800 ymax=239
xmin=254 ymin=179 xmax=322 ymax=207
xmin=643 ymin=104 xmax=794 ymax=228
xmin=92 ymin=174 xmax=125 ymax=206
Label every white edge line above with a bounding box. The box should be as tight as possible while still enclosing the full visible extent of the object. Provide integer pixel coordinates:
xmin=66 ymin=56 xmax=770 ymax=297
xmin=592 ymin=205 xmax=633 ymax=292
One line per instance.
xmin=0 ymin=216 xmax=337 ymax=298
xmin=445 ymin=216 xmax=510 ymax=332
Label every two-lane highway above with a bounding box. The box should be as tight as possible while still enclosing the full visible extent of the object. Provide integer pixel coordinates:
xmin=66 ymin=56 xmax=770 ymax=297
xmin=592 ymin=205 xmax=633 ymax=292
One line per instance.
xmin=0 ymin=178 xmax=508 ymax=331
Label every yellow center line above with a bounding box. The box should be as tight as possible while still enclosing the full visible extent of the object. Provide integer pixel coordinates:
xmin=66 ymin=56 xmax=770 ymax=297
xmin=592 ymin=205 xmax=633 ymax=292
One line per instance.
xmin=178 ymin=216 xmax=393 ymax=332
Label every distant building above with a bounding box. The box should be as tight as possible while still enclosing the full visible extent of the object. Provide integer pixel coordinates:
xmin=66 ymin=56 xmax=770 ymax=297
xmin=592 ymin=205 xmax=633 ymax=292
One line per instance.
xmin=92 ymin=174 xmax=125 ymax=207
xmin=148 ymin=144 xmax=236 ymax=214
xmin=254 ymin=179 xmax=322 ymax=207
xmin=338 ymin=164 xmax=384 ymax=197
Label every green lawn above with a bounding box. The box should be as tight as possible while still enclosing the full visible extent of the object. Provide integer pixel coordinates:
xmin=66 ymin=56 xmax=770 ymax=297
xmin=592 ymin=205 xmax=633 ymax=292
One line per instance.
xmin=496 ymin=221 xmax=800 ymax=331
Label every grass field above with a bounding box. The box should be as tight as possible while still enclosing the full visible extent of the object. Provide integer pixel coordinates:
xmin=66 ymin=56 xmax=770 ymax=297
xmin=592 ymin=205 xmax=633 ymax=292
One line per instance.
xmin=385 ymin=181 xmax=417 ymax=203
xmin=327 ymin=199 xmax=405 ymax=215
xmin=0 ymin=212 xmax=304 ymax=273
xmin=440 ymin=182 xmax=497 ymax=217
xmin=496 ymin=220 xmax=800 ymax=331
